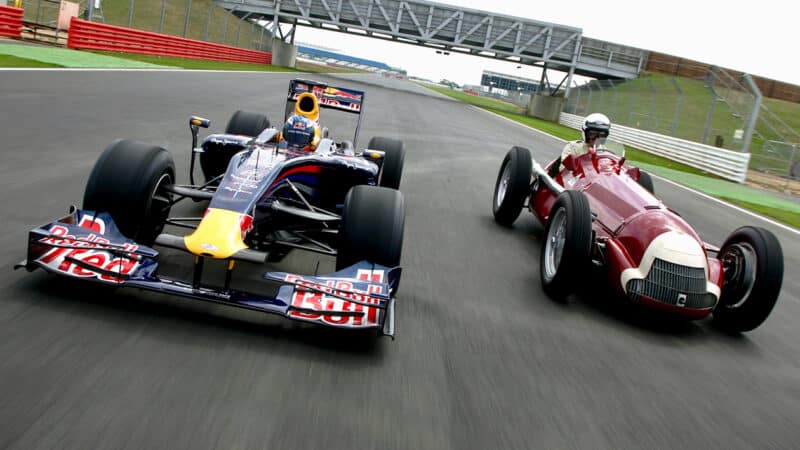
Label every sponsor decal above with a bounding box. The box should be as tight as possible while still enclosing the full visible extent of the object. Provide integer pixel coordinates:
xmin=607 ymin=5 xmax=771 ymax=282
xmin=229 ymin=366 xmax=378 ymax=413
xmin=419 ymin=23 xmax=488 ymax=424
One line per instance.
xmin=35 ymin=215 xmax=140 ymax=283
xmin=286 ymin=270 xmax=386 ymax=327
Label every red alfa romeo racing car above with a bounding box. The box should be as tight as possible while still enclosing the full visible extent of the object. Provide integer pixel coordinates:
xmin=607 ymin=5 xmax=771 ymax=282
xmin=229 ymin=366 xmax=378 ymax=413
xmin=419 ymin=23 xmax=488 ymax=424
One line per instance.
xmin=492 ymin=139 xmax=784 ymax=332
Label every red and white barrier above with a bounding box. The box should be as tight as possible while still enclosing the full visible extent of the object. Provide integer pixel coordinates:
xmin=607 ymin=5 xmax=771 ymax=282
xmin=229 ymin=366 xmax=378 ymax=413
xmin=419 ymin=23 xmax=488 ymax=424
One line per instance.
xmin=67 ymin=18 xmax=272 ymax=65
xmin=0 ymin=5 xmax=23 ymax=39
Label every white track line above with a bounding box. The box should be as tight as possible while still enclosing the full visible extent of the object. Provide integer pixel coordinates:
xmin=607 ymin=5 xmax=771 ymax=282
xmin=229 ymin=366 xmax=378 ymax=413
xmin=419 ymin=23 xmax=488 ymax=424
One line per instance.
xmin=471 ymin=105 xmax=800 ymax=235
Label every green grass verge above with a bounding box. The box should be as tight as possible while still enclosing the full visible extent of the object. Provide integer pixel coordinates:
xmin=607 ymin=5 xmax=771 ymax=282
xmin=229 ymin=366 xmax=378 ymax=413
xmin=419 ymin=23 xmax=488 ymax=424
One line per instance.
xmin=88 ymin=51 xmax=300 ymax=71
xmin=719 ymin=198 xmax=800 ymax=228
xmin=0 ymin=54 xmax=63 ymax=68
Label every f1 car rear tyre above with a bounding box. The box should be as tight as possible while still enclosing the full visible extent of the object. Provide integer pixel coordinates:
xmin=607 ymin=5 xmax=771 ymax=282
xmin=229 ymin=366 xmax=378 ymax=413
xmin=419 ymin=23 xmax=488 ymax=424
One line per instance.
xmin=200 ymin=110 xmax=270 ymax=183
xmin=369 ymin=137 xmax=405 ymax=190
xmin=493 ymin=146 xmax=532 ymax=227
xmin=83 ymin=139 xmax=175 ymax=246
xmin=540 ymin=190 xmax=593 ymax=301
xmin=638 ymin=170 xmax=655 ymax=194
xmin=336 ymin=185 xmax=405 ymax=271
xmin=713 ymin=226 xmax=784 ymax=332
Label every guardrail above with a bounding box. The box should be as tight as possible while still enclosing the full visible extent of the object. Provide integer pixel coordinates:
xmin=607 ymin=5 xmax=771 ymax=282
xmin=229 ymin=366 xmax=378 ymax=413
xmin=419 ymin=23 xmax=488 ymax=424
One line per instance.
xmin=67 ymin=18 xmax=272 ymax=65
xmin=0 ymin=5 xmax=23 ymax=39
xmin=560 ymin=112 xmax=751 ymax=183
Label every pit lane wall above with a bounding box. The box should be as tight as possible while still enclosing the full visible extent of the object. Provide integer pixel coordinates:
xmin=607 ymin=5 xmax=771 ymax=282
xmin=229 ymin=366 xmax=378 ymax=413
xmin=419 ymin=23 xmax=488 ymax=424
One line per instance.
xmin=0 ymin=5 xmax=23 ymax=38
xmin=560 ymin=112 xmax=751 ymax=183
xmin=66 ymin=18 xmax=272 ymax=65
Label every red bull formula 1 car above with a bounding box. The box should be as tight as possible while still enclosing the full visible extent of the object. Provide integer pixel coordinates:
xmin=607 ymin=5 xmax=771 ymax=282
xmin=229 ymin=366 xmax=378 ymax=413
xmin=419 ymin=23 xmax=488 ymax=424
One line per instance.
xmin=16 ymin=79 xmax=406 ymax=337
xmin=492 ymin=141 xmax=784 ymax=332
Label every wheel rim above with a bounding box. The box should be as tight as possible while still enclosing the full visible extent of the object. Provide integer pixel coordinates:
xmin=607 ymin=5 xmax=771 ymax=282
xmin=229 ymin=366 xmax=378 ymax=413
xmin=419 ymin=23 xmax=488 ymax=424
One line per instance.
xmin=720 ymin=242 xmax=757 ymax=309
xmin=143 ymin=172 xmax=173 ymax=238
xmin=543 ymin=208 xmax=567 ymax=281
xmin=495 ymin=162 xmax=512 ymax=207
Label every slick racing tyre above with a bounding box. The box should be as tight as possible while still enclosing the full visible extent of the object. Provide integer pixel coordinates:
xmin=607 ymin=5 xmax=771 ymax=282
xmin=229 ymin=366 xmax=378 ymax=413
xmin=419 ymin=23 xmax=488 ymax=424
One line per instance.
xmin=200 ymin=110 xmax=270 ymax=183
xmin=540 ymin=190 xmax=593 ymax=302
xmin=638 ymin=170 xmax=655 ymax=194
xmin=225 ymin=110 xmax=270 ymax=136
xmin=493 ymin=146 xmax=532 ymax=227
xmin=336 ymin=185 xmax=405 ymax=271
xmin=369 ymin=137 xmax=405 ymax=190
xmin=713 ymin=226 xmax=784 ymax=332
xmin=83 ymin=139 xmax=175 ymax=246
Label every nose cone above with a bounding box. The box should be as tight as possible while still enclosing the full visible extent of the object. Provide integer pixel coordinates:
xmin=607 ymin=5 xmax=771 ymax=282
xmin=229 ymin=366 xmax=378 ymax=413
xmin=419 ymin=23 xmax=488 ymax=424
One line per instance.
xmin=184 ymin=208 xmax=251 ymax=259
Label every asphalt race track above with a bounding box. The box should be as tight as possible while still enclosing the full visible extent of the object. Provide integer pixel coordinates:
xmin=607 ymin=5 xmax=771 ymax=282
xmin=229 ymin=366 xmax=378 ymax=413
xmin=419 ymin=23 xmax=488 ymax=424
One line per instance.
xmin=1 ymin=70 xmax=799 ymax=449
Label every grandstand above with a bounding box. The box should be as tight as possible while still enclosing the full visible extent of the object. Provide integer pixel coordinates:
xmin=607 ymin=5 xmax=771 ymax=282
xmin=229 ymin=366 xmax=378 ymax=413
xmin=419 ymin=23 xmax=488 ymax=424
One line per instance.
xmin=297 ymin=45 xmax=406 ymax=78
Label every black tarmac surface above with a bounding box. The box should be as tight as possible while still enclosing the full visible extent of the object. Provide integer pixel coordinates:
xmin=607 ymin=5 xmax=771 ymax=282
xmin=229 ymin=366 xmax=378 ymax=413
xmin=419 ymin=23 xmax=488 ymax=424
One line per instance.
xmin=1 ymin=70 xmax=799 ymax=449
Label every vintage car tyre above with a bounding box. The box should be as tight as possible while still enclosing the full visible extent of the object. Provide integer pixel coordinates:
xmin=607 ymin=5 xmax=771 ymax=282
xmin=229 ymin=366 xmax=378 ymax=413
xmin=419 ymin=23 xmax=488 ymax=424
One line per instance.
xmin=83 ymin=139 xmax=175 ymax=246
xmin=540 ymin=190 xmax=593 ymax=301
xmin=336 ymin=185 xmax=405 ymax=271
xmin=713 ymin=226 xmax=784 ymax=332
xmin=200 ymin=110 xmax=270 ymax=183
xmin=369 ymin=137 xmax=405 ymax=190
xmin=493 ymin=146 xmax=532 ymax=227
xmin=638 ymin=170 xmax=655 ymax=194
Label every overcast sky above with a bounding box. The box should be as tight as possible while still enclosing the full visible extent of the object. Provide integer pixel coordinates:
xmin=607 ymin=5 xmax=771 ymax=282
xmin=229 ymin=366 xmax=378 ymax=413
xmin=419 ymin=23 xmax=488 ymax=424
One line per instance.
xmin=292 ymin=0 xmax=797 ymax=88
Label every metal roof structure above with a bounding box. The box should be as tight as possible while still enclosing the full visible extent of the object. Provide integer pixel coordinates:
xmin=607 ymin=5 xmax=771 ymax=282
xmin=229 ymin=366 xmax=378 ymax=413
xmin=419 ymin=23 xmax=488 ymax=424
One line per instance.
xmin=217 ymin=0 xmax=647 ymax=90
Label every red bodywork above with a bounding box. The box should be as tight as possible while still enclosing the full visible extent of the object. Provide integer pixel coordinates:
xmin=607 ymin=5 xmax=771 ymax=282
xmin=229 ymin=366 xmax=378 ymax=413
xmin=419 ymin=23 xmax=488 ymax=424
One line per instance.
xmin=531 ymin=150 xmax=723 ymax=319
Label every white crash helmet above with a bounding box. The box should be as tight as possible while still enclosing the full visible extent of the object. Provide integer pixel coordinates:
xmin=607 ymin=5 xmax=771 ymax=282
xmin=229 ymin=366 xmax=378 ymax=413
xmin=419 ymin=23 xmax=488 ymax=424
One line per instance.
xmin=582 ymin=113 xmax=611 ymax=143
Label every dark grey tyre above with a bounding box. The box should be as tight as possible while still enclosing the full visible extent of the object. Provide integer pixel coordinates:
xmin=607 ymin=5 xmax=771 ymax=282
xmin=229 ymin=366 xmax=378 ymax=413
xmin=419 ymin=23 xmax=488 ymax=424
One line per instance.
xmin=540 ymin=190 xmax=593 ymax=301
xmin=83 ymin=139 xmax=175 ymax=246
xmin=201 ymin=110 xmax=269 ymax=183
xmin=369 ymin=137 xmax=405 ymax=190
xmin=638 ymin=170 xmax=655 ymax=194
xmin=493 ymin=146 xmax=532 ymax=227
xmin=225 ymin=110 xmax=270 ymax=136
xmin=336 ymin=185 xmax=405 ymax=271
xmin=713 ymin=226 xmax=784 ymax=332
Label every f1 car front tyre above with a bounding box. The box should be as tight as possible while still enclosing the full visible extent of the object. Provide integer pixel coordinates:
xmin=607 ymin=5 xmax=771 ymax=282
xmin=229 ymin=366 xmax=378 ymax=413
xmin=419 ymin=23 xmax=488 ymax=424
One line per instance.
xmin=200 ymin=110 xmax=270 ymax=183
xmin=336 ymin=185 xmax=405 ymax=271
xmin=83 ymin=139 xmax=175 ymax=246
xmin=638 ymin=170 xmax=655 ymax=194
xmin=713 ymin=226 xmax=784 ymax=332
xmin=493 ymin=146 xmax=532 ymax=227
xmin=369 ymin=137 xmax=405 ymax=190
xmin=540 ymin=190 xmax=593 ymax=302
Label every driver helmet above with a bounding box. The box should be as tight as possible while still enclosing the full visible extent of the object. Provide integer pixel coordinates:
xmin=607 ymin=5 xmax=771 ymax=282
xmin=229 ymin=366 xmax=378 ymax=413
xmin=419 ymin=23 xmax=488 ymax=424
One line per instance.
xmin=582 ymin=113 xmax=611 ymax=145
xmin=282 ymin=115 xmax=319 ymax=152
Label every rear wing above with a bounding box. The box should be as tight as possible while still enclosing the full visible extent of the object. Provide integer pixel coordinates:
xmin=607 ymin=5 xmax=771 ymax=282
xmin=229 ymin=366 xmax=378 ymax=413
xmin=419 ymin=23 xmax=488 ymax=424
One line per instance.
xmin=285 ymin=79 xmax=365 ymax=146
xmin=286 ymin=79 xmax=365 ymax=115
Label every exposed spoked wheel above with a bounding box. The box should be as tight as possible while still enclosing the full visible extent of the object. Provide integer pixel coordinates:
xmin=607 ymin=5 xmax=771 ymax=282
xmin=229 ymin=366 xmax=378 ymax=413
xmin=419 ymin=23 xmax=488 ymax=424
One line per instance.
xmin=200 ymin=110 xmax=269 ymax=183
xmin=369 ymin=137 xmax=405 ymax=190
xmin=540 ymin=190 xmax=593 ymax=301
xmin=336 ymin=185 xmax=405 ymax=271
xmin=713 ymin=226 xmax=784 ymax=332
xmin=492 ymin=146 xmax=532 ymax=227
xmin=83 ymin=139 xmax=175 ymax=245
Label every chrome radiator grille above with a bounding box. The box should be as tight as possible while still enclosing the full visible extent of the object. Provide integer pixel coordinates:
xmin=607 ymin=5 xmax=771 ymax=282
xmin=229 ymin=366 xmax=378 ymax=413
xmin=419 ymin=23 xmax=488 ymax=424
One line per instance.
xmin=626 ymin=258 xmax=717 ymax=308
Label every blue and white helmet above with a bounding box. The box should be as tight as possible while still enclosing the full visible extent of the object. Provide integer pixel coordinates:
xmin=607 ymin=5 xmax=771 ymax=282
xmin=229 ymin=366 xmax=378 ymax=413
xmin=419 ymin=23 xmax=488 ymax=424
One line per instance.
xmin=282 ymin=115 xmax=318 ymax=151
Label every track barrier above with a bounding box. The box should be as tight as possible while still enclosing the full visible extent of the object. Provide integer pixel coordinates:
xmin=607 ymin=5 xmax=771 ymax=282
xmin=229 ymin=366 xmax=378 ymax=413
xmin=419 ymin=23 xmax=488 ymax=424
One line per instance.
xmin=0 ymin=5 xmax=23 ymax=39
xmin=67 ymin=18 xmax=272 ymax=65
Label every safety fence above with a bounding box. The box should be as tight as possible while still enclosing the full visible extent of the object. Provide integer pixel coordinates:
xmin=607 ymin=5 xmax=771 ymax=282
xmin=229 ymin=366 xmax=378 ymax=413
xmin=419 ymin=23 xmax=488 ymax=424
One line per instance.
xmin=560 ymin=112 xmax=751 ymax=183
xmin=0 ymin=5 xmax=23 ymax=38
xmin=67 ymin=18 xmax=271 ymax=64
xmin=19 ymin=0 xmax=272 ymax=52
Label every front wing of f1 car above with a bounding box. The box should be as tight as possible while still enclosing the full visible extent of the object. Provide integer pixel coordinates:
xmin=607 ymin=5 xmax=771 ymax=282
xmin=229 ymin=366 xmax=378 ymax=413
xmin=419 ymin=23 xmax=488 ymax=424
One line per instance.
xmin=15 ymin=208 xmax=399 ymax=337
